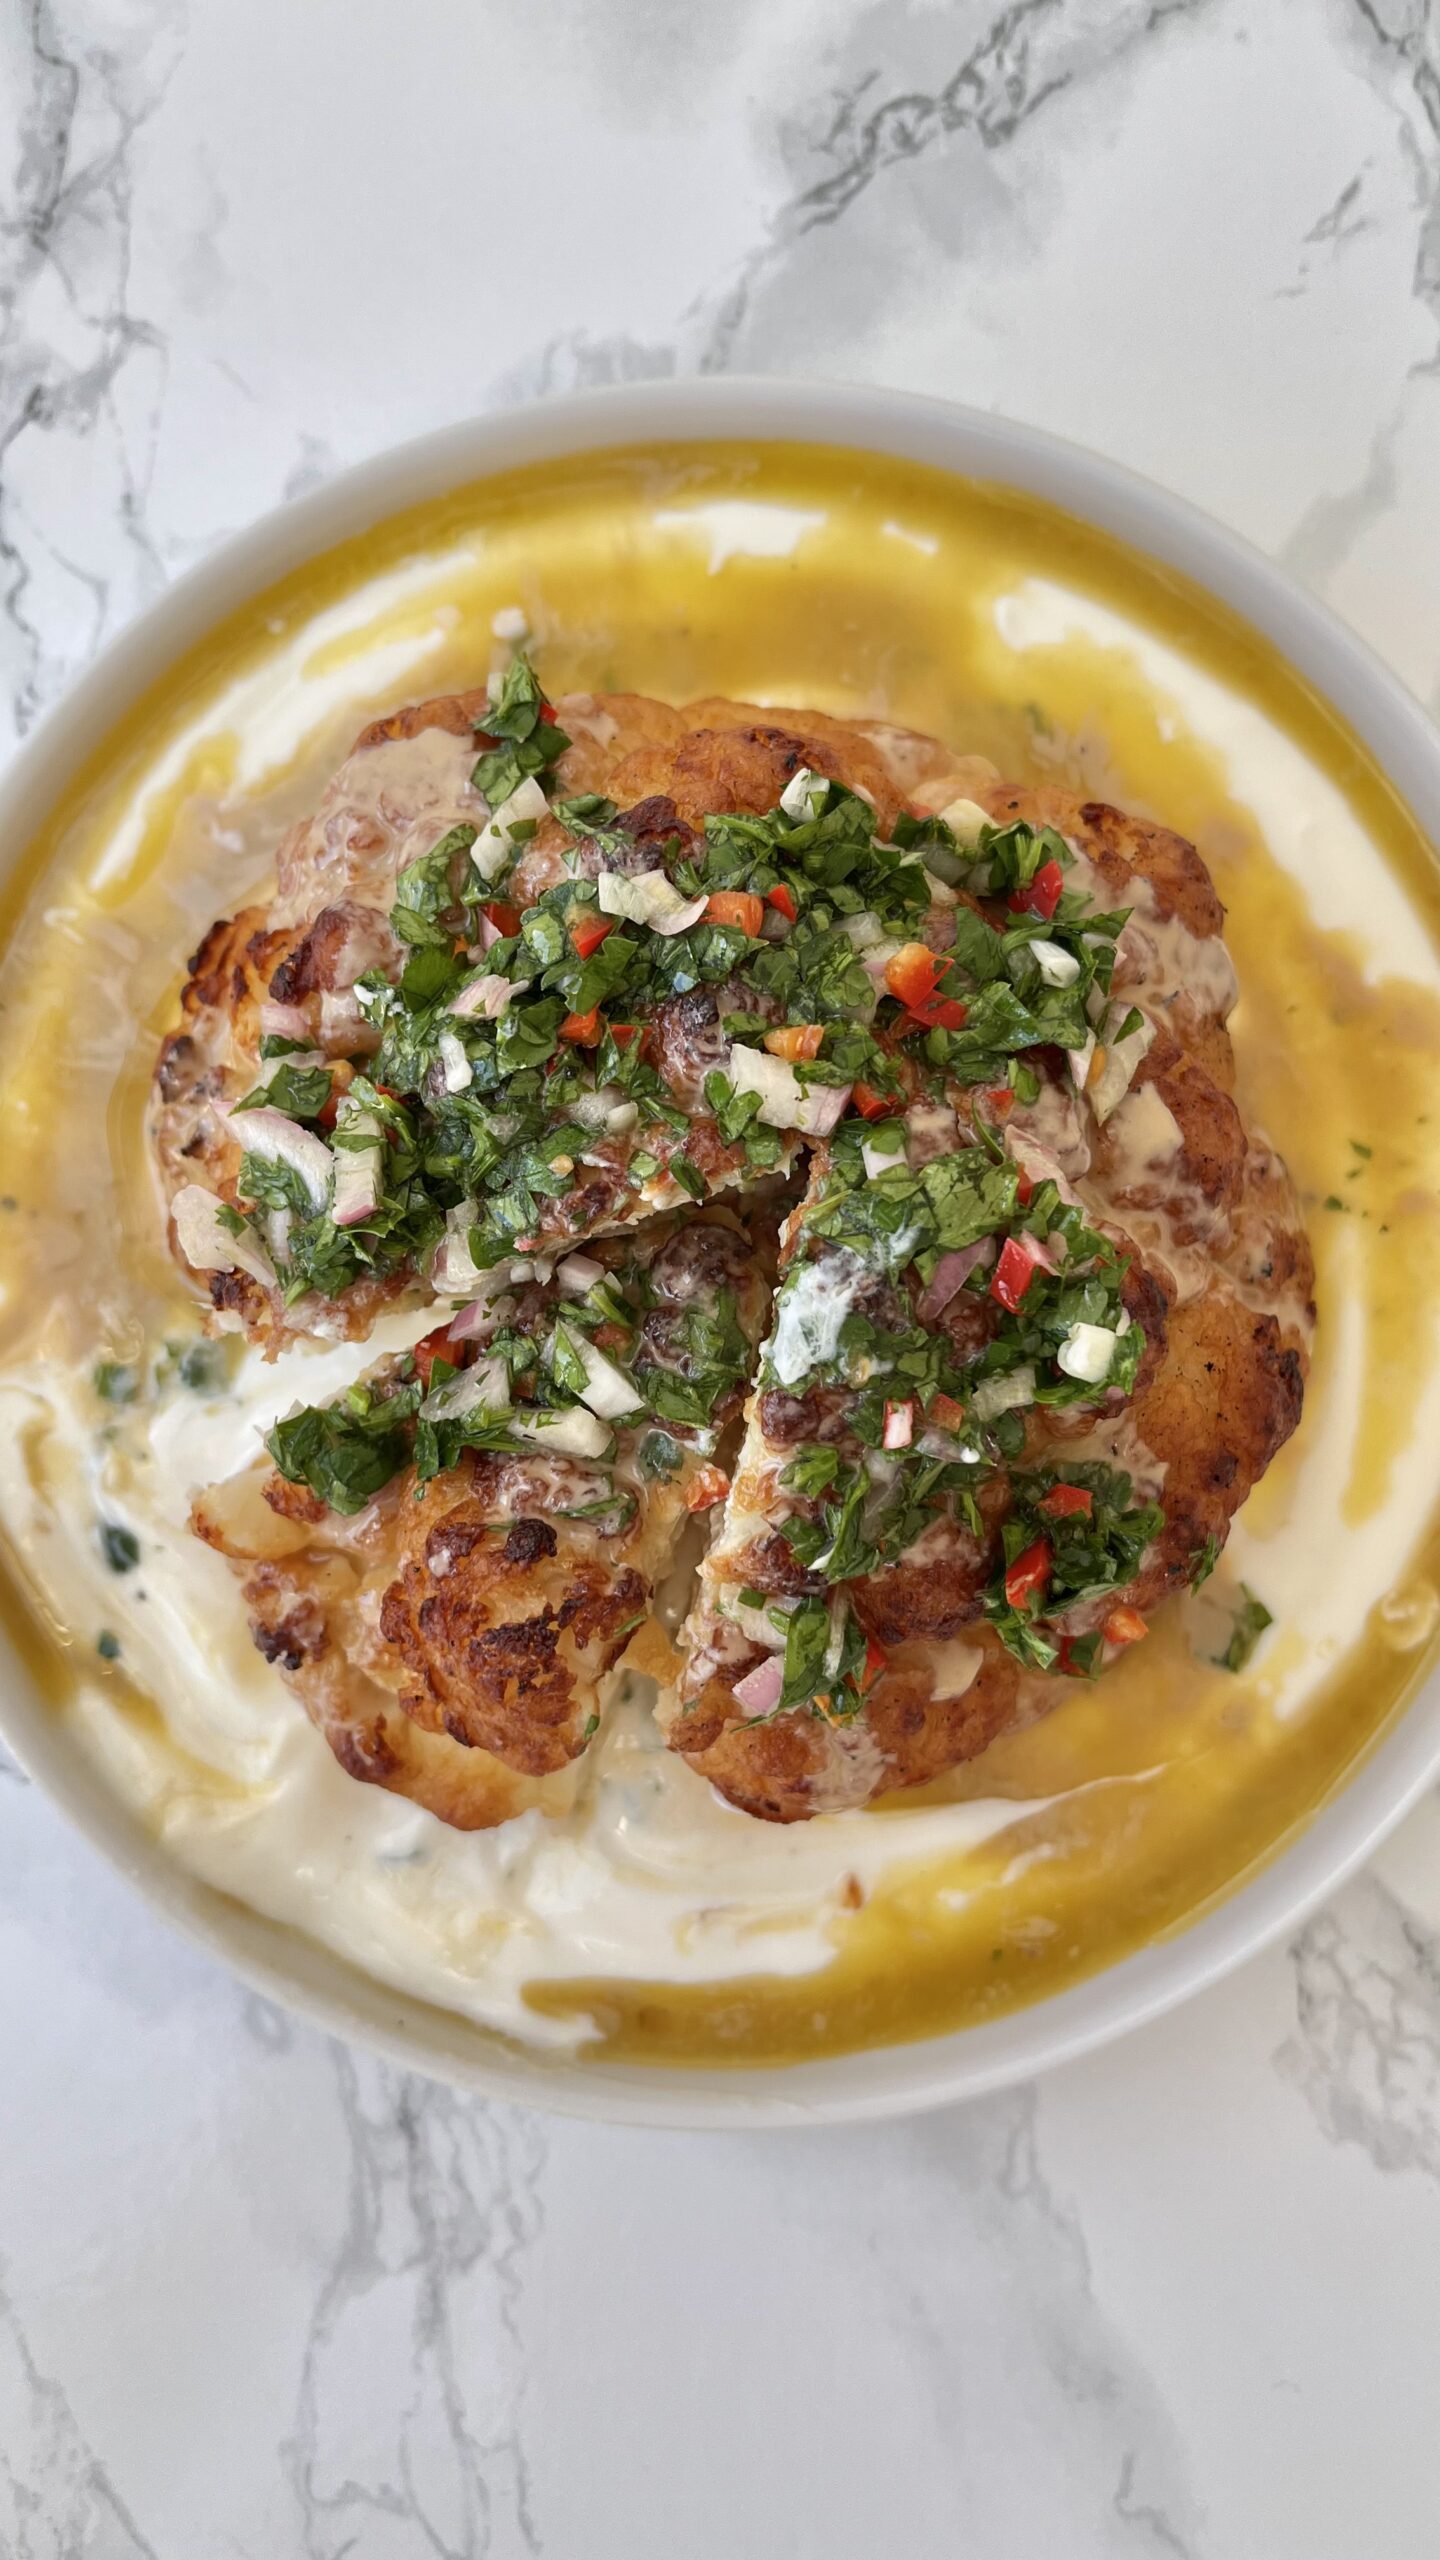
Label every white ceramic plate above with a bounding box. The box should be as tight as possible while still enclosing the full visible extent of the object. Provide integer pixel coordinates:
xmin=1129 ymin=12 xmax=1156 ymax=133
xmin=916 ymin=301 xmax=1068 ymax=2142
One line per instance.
xmin=3 ymin=378 xmax=1439 ymax=2127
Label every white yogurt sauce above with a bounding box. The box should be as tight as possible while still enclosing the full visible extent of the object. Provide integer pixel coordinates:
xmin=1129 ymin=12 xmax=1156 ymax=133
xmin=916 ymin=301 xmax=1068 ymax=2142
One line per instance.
xmin=0 ymin=1329 xmax=1046 ymax=2048
xmin=768 ymin=1252 xmax=865 ymax=1388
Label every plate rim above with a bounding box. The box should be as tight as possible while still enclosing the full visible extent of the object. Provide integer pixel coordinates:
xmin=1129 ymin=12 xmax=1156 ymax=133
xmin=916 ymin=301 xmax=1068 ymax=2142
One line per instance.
xmin=2 ymin=372 xmax=1439 ymax=2128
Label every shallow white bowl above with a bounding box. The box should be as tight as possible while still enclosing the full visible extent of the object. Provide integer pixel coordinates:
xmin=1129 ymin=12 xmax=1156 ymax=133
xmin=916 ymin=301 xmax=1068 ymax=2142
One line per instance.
xmin=2 ymin=378 xmax=1439 ymax=2127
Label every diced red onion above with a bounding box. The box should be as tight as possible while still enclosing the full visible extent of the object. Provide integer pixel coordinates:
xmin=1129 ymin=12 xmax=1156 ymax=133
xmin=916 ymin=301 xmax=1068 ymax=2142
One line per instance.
xmin=476 ymin=914 xmax=506 ymax=953
xmin=331 ymin=1113 xmax=382 ymax=1226
xmin=449 ymin=972 xmax=517 ymax=1021
xmin=801 ymin=1081 xmax=852 ymax=1138
xmin=448 ymin=1291 xmax=513 ymax=1340
xmin=883 ymin=1400 xmax=914 ymax=1451
xmin=733 ymin=1654 xmax=785 ymax=1717
xmin=916 ymin=1235 xmax=996 ymax=1320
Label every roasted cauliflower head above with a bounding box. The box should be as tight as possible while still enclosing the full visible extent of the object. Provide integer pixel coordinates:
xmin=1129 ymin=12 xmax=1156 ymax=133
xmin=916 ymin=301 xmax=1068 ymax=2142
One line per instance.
xmin=169 ymin=662 xmax=1312 ymax=1828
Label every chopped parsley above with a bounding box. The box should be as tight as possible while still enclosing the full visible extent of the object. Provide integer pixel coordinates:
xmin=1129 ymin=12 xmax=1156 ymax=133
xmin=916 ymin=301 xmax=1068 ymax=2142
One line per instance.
xmin=471 ymin=654 xmax=570 ymax=805
xmin=1189 ymin=1534 xmax=1221 ymax=1589
xmin=99 ymin=1523 xmax=140 ymax=1574
xmin=264 ymin=1230 xmax=756 ymax=1518
xmin=232 ymin=1060 xmax=333 ymax=1121
xmin=228 ymin=700 xmax=1133 ymax=1301
xmin=266 ymin=1379 xmax=422 ymax=1515
xmin=982 ymin=1466 xmax=1163 ymax=1672
xmin=1212 ymin=1586 xmax=1274 ymax=1673
xmin=93 ymin=1360 xmax=139 ymax=1404
xmin=177 ymin=1339 xmax=231 ymax=1393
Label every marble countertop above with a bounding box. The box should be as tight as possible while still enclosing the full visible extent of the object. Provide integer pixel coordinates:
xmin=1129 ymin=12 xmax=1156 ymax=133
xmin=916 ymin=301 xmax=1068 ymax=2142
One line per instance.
xmin=3 ymin=2 xmax=1440 ymax=2552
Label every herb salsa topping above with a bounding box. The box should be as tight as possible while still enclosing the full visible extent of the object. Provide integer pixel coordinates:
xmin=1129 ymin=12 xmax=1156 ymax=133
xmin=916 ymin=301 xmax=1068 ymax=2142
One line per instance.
xmin=250 ymin=660 xmax=1183 ymax=1706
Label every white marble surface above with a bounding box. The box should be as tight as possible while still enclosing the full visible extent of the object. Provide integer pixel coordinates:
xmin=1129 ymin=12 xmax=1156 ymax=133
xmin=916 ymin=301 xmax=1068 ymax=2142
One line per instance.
xmin=3 ymin=1 xmax=1440 ymax=2551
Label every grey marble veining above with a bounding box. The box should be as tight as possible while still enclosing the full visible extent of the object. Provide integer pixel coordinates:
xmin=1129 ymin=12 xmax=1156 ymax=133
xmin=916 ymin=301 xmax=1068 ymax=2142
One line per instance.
xmin=1280 ymin=1870 xmax=1440 ymax=2183
xmin=283 ymin=2048 xmax=546 ymax=2560
xmin=3 ymin=1 xmax=1440 ymax=2552
xmin=0 ymin=2267 xmax=159 ymax=2560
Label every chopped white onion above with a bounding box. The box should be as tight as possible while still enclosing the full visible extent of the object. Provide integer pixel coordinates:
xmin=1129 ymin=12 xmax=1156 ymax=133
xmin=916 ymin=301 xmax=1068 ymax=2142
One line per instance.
xmin=511 ymin=1405 xmax=612 ymax=1460
xmin=779 ymin=765 xmax=830 ymax=821
xmin=1005 ymin=1130 xmax=1083 ymax=1210
xmin=919 ymin=866 xmax=959 ymax=908
xmin=727 ymin=1044 xmax=851 ymax=1135
xmin=1087 ymin=1019 xmax=1155 ymax=1125
xmin=568 ymin=1084 xmax=625 ymax=1130
xmin=436 ymin=1031 xmax=473 ymax=1094
xmin=861 ymin=1136 xmax=904 ymax=1180
xmin=597 ymin=869 xmax=706 ymax=935
xmin=430 ymin=1202 xmax=486 ymax=1297
xmin=471 ymin=775 xmax=549 ymax=881
xmin=970 ymin=1365 xmax=1037 ymax=1422
xmin=1056 ymin=1322 xmax=1118 ymax=1384
xmin=230 ymin=1107 xmax=333 ymax=1211
xmin=550 ymin=1324 xmax=640 ymax=1421
xmin=720 ymin=1589 xmax=793 ymax=1652
xmin=421 ymin=1355 xmax=511 ymax=1421
xmin=490 ymin=604 xmax=528 ymax=642
xmin=939 ymin=796 xmax=992 ymax=851
xmin=651 ymin=897 xmax=710 ymax=940
xmin=556 ymin=1253 xmax=605 ymax=1298
xmin=1029 ymin=938 xmax=1081 ymax=988
xmin=840 ymin=911 xmax=885 ymax=951
xmin=171 ymin=1184 xmax=277 ymax=1289
xmin=1067 ymin=1031 xmax=1097 ymax=1095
